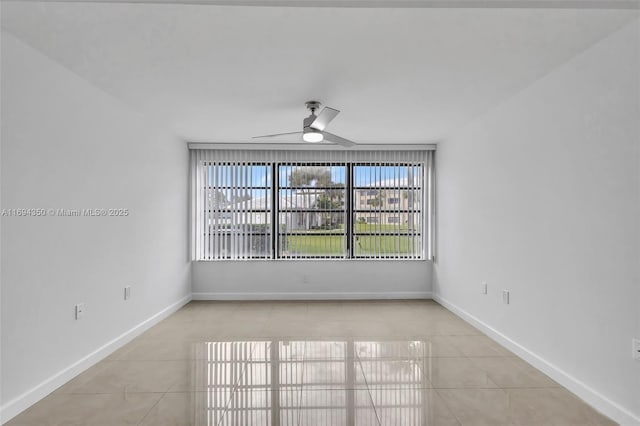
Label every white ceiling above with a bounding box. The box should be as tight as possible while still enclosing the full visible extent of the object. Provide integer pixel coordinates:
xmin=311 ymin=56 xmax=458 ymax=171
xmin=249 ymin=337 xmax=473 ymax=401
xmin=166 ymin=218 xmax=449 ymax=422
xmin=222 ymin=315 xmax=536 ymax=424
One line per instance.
xmin=1 ymin=2 xmax=637 ymax=143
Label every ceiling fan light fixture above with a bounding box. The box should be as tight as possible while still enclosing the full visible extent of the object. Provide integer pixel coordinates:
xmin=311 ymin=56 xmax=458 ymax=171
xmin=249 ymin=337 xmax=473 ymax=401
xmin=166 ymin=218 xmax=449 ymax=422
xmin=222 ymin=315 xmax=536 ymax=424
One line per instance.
xmin=253 ymin=101 xmax=355 ymax=147
xmin=303 ymin=129 xmax=323 ymax=143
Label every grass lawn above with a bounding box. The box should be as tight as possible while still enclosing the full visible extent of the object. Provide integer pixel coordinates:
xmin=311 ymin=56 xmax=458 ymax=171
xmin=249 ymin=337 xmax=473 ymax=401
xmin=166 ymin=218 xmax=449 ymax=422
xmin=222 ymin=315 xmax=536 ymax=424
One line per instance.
xmin=281 ymin=223 xmax=419 ymax=256
xmin=283 ymin=235 xmax=345 ymax=255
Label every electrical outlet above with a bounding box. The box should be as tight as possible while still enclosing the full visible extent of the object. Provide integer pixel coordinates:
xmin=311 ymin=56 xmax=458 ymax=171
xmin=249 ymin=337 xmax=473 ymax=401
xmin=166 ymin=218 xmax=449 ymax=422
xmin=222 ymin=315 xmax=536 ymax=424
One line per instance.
xmin=302 ymin=275 xmax=308 ymax=284
xmin=502 ymin=290 xmax=510 ymax=305
xmin=75 ymin=303 xmax=85 ymax=320
xmin=481 ymin=282 xmax=487 ymax=295
xmin=633 ymin=338 xmax=640 ymax=360
xmin=124 ymin=286 xmax=131 ymax=300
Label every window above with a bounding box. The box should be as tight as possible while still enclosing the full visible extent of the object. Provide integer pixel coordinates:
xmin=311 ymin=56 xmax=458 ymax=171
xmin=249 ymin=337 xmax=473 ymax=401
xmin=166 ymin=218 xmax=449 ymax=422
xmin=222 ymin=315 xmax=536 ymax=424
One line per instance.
xmin=278 ymin=164 xmax=346 ymax=259
xmin=195 ymin=162 xmax=271 ymax=260
xmin=191 ymin=149 xmax=434 ymax=260
xmin=353 ymin=164 xmax=422 ymax=259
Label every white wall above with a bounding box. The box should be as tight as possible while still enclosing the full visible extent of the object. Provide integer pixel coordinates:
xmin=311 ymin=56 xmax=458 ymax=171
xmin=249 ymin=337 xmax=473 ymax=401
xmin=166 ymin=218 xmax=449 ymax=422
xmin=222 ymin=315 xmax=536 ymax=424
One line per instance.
xmin=434 ymin=19 xmax=640 ymax=425
xmin=193 ymin=261 xmax=431 ymax=299
xmin=0 ymin=32 xmax=191 ymax=421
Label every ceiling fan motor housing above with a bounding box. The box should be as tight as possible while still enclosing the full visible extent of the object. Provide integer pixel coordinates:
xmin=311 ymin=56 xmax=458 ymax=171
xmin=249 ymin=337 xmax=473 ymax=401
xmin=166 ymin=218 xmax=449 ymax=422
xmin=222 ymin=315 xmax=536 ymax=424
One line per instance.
xmin=304 ymin=101 xmax=322 ymax=135
xmin=305 ymin=100 xmax=321 ymax=113
xmin=303 ymin=114 xmax=318 ymax=130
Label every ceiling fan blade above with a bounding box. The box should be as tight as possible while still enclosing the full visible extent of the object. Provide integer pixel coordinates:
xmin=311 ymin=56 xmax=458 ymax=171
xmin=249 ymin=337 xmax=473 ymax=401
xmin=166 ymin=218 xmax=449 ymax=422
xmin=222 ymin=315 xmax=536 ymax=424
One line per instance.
xmin=323 ymin=132 xmax=356 ymax=148
xmin=252 ymin=131 xmax=303 ymax=141
xmin=310 ymin=107 xmax=340 ymax=131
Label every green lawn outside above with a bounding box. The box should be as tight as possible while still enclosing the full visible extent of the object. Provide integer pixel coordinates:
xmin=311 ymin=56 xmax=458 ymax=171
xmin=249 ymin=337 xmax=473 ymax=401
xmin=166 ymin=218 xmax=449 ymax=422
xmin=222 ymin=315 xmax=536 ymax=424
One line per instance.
xmin=354 ymin=223 xmax=414 ymax=233
xmin=353 ymin=235 xmax=418 ymax=255
xmin=283 ymin=235 xmax=345 ymax=255
xmin=281 ymin=224 xmax=420 ymax=256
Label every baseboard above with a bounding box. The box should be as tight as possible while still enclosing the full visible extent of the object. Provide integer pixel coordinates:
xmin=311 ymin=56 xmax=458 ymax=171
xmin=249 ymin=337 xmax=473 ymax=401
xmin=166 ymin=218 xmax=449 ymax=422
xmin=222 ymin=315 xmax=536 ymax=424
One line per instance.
xmin=192 ymin=291 xmax=433 ymax=300
xmin=432 ymin=294 xmax=640 ymax=426
xmin=0 ymin=294 xmax=192 ymax=424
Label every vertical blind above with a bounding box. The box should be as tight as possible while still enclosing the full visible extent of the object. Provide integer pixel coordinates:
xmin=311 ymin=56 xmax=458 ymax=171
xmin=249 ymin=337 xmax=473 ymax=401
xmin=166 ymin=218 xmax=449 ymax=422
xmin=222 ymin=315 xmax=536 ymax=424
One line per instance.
xmin=352 ymin=160 xmax=423 ymax=259
xmin=190 ymin=148 xmax=434 ymax=261
xmin=278 ymin=162 xmax=347 ymax=259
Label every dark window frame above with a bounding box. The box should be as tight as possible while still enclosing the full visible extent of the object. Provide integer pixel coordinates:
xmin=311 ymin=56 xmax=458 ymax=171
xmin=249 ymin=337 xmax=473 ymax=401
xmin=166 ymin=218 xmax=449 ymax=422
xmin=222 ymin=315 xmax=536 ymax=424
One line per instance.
xmin=203 ymin=161 xmax=424 ymax=260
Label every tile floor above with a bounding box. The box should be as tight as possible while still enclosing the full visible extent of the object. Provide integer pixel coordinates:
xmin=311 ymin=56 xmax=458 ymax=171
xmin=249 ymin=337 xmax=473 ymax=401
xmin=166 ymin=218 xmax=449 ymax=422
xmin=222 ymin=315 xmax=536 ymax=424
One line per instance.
xmin=7 ymin=300 xmax=616 ymax=426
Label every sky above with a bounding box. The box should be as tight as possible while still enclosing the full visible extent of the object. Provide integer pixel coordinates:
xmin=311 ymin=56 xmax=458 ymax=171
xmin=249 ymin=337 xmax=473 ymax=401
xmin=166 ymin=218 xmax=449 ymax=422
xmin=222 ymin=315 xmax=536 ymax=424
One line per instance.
xmin=207 ymin=164 xmax=421 ymax=198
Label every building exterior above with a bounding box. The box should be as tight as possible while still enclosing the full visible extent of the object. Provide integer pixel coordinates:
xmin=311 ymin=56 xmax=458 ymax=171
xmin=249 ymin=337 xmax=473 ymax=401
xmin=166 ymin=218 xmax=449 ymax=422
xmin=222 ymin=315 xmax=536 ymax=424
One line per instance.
xmin=354 ymin=188 xmax=419 ymax=226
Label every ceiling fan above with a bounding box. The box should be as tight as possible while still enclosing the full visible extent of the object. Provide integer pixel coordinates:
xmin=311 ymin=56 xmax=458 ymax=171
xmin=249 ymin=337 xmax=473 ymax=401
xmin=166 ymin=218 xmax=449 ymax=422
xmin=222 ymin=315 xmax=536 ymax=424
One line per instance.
xmin=253 ymin=101 xmax=357 ymax=147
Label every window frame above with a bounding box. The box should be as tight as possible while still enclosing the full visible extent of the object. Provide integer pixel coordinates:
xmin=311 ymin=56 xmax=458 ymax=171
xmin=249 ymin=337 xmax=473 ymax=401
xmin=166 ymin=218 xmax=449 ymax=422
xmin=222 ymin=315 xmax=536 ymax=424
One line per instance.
xmin=203 ymin=162 xmax=273 ymax=260
xmin=351 ymin=162 xmax=423 ymax=260
xmin=275 ymin=162 xmax=348 ymax=259
xmin=191 ymin=149 xmax=434 ymax=262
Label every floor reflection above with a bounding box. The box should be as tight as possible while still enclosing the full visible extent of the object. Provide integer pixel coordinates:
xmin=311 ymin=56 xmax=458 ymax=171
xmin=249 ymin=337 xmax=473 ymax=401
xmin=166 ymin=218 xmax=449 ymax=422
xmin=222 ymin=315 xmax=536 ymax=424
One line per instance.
xmin=190 ymin=340 xmax=437 ymax=425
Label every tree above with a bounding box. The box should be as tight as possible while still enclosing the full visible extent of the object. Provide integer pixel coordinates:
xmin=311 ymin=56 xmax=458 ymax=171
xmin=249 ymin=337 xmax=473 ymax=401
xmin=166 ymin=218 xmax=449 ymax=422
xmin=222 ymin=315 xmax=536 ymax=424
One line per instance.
xmin=289 ymin=167 xmax=332 ymax=187
xmin=207 ymin=189 xmax=229 ymax=230
xmin=208 ymin=189 xmax=229 ymax=209
xmin=367 ymin=190 xmax=386 ymax=208
xmin=288 ymin=166 xmax=344 ymax=229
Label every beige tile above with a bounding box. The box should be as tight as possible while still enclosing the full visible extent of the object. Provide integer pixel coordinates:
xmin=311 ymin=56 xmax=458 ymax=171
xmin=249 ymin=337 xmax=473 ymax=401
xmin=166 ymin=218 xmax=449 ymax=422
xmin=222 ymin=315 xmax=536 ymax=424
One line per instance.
xmin=104 ymin=341 xmax=136 ymax=361
xmin=390 ymin=318 xmax=482 ymax=339
xmin=438 ymin=388 xmax=617 ymax=426
xmin=165 ymin=301 xmax=236 ymax=323
xmin=303 ymin=358 xmax=351 ymax=388
xmin=138 ymin=392 xmax=212 ymax=426
xmin=170 ymin=341 xmax=264 ymax=392
xmin=308 ymin=320 xmax=358 ymax=339
xmin=437 ymin=388 xmax=512 ymax=426
xmin=139 ymin=319 xmax=229 ymax=341
xmin=359 ymin=358 xmax=432 ymax=389
xmin=299 ymin=387 xmax=347 ymax=411
xmin=430 ymin=319 xmax=484 ymax=336
xmin=348 ymin=320 xmax=400 ymax=339
xmin=469 ymin=357 xmax=559 ymax=388
xmin=352 ymin=338 xmax=463 ymax=359
xmin=304 ymin=340 xmax=349 ymax=361
xmin=108 ymin=339 xmax=199 ymax=361
xmin=446 ymin=336 xmax=514 ymax=357
xmin=12 ymin=301 xmax=612 ymax=426
xmin=388 ymin=320 xmax=440 ymax=338
xmin=426 ymin=358 xmax=498 ymax=389
xmin=287 ymin=388 xmax=382 ymax=426
xmin=276 ymin=340 xmax=307 ymax=360
xmin=306 ymin=301 xmax=349 ymax=321
xmin=265 ymin=319 xmax=356 ymax=339
xmin=216 ymin=318 xmax=268 ymax=339
xmin=354 ymin=388 xmax=383 ymax=426
xmin=6 ymin=393 xmax=161 ymax=426
xmin=263 ymin=319 xmax=333 ymax=338
xmin=506 ymin=388 xmax=617 ymax=426
xmin=354 ymin=340 xmax=424 ymax=359
xmin=53 ymin=361 xmax=112 ymax=394
xmin=371 ymin=389 xmax=461 ymax=426
xmin=57 ymin=360 xmax=190 ymax=394
xmin=422 ymin=337 xmax=466 ymax=357
xmin=300 ymin=386 xmax=346 ymax=402
xmin=241 ymin=388 xmax=375 ymax=426
xmin=216 ymin=389 xmax=274 ymax=426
